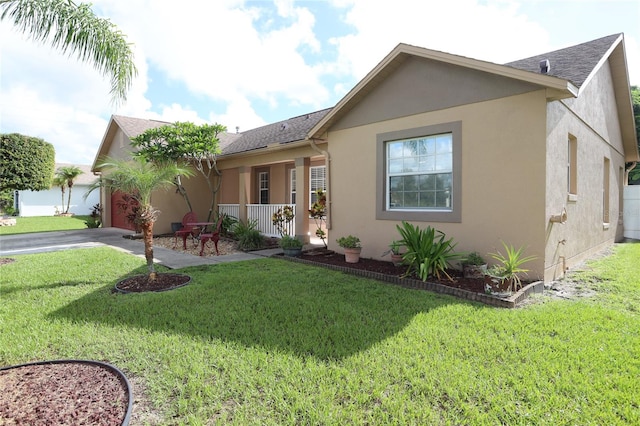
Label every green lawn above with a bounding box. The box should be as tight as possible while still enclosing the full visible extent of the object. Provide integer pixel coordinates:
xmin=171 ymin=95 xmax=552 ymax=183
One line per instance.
xmin=1 ymin=244 xmax=638 ymax=425
xmin=0 ymin=215 xmax=90 ymax=235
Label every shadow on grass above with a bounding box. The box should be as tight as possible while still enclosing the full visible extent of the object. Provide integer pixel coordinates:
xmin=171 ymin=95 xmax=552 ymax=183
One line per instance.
xmin=50 ymin=258 xmax=478 ymax=360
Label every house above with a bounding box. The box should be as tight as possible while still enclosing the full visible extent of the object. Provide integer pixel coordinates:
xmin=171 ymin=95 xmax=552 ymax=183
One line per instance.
xmin=94 ymin=33 xmax=639 ymax=282
xmin=15 ymin=163 xmax=100 ymax=216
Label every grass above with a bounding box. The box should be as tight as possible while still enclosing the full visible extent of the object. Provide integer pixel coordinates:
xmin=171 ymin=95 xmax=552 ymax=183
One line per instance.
xmin=0 ymin=244 xmax=639 ymax=424
xmin=0 ymin=215 xmax=90 ymax=235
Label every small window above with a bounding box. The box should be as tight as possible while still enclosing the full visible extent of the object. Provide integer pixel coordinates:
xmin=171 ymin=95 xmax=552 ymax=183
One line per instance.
xmin=568 ymin=135 xmax=577 ymax=199
xmin=310 ymin=166 xmax=326 ymax=206
xmin=603 ymin=157 xmax=610 ymax=224
xmin=290 ymin=169 xmax=296 ymax=204
xmin=259 ymin=171 xmax=269 ymax=204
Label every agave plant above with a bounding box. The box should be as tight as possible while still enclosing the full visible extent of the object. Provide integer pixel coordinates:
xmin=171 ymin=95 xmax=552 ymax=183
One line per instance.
xmin=488 ymin=242 xmax=537 ymax=292
xmin=396 ymin=221 xmax=463 ymax=281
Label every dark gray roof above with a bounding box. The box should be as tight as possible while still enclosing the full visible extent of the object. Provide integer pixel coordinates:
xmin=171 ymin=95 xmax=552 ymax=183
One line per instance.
xmin=112 ymin=115 xmax=171 ymax=139
xmin=222 ymin=108 xmax=332 ymax=155
xmin=505 ymin=33 xmax=621 ymax=88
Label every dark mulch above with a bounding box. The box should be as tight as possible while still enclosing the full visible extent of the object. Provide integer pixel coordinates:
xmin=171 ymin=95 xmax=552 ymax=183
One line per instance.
xmin=0 ymin=362 xmax=129 ymax=426
xmin=0 ymin=258 xmax=16 ymax=266
xmin=115 ymin=273 xmax=191 ymax=293
xmin=298 ymin=249 xmax=488 ymax=293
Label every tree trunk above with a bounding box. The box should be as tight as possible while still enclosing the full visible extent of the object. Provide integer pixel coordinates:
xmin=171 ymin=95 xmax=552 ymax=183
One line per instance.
xmin=140 ymin=220 xmax=156 ymax=281
xmin=175 ymin=175 xmax=193 ymax=212
xmin=65 ymin=187 xmax=72 ymax=214
xmin=60 ymin=188 xmax=65 ymax=214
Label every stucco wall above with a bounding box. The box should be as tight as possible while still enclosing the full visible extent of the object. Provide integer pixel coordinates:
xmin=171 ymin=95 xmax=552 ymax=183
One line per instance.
xmin=327 ymin=90 xmax=548 ymax=280
xmin=544 ymin=60 xmax=627 ymax=281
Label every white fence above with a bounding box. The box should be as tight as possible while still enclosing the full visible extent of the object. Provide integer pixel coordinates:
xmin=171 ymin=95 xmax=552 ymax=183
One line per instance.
xmin=218 ymin=204 xmax=295 ymax=238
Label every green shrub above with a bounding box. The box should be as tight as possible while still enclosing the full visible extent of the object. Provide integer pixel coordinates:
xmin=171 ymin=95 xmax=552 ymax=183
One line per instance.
xmin=234 ymin=219 xmax=263 ymax=250
xmin=396 ymin=221 xmax=463 ymax=281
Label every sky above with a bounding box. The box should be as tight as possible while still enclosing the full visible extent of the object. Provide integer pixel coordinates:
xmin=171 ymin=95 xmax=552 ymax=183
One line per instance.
xmin=1 ymin=0 xmax=639 ymax=166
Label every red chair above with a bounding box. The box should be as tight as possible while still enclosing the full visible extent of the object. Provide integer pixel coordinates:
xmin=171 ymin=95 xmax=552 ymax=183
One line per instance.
xmin=173 ymin=212 xmax=199 ymax=250
xmin=199 ymin=215 xmax=224 ymax=256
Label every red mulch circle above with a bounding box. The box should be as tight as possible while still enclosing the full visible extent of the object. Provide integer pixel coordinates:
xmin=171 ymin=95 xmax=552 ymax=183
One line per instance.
xmin=115 ymin=273 xmax=191 ymax=293
xmin=0 ymin=361 xmax=130 ymax=426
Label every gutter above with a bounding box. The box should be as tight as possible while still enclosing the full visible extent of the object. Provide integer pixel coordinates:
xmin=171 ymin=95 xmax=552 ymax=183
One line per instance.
xmin=308 ymin=138 xmax=331 ymax=230
xmin=626 ymin=161 xmax=638 ymax=185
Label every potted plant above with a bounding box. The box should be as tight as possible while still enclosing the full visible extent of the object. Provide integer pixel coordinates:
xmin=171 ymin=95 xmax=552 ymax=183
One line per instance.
xmin=388 ymin=240 xmax=404 ymax=267
xmin=486 ymin=242 xmax=536 ymax=294
xmin=336 ymin=235 xmax=361 ymax=263
xmin=279 ymin=235 xmax=304 ymax=257
xmin=461 ymin=252 xmax=487 ymax=279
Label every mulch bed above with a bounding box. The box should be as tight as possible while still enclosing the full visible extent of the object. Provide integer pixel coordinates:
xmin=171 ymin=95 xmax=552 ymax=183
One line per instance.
xmin=115 ymin=273 xmax=191 ymax=293
xmin=298 ymin=249 xmax=488 ymax=293
xmin=0 ymin=361 xmax=130 ymax=426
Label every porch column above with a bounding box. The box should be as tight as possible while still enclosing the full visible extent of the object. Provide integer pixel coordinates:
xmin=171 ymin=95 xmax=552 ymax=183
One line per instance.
xmin=295 ymin=157 xmax=310 ymax=243
xmin=238 ymin=166 xmax=251 ymax=224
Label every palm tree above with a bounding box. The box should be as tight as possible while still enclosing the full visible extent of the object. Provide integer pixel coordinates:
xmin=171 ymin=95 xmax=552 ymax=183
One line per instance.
xmin=94 ymin=157 xmax=192 ymax=280
xmin=0 ymin=0 xmax=137 ymax=104
xmin=55 ymin=165 xmax=82 ymax=214
xmin=51 ymin=174 xmax=66 ymax=214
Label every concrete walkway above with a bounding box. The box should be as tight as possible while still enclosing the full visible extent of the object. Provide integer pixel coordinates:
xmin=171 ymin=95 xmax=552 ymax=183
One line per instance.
xmin=0 ymin=227 xmax=282 ymax=269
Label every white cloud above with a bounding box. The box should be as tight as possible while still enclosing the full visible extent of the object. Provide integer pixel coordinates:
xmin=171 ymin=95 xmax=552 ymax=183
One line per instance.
xmin=1 ymin=0 xmax=637 ymax=167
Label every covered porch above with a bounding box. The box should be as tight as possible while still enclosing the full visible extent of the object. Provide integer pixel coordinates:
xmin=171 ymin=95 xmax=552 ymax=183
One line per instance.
xmin=216 ymin=151 xmax=328 ymax=243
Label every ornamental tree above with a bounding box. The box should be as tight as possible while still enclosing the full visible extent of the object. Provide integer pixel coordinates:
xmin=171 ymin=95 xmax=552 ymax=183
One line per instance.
xmin=131 ymin=121 xmax=226 ymax=221
xmin=91 ymin=156 xmax=193 ymax=280
xmin=0 ymin=133 xmax=55 ymax=191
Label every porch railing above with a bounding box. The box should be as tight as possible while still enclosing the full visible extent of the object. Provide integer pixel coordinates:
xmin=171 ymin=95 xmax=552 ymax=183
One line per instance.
xmin=219 ymin=204 xmax=295 ymax=238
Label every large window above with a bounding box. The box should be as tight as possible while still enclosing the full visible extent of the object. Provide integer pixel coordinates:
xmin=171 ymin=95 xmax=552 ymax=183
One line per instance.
xmin=387 ymin=133 xmax=452 ymax=210
xmin=376 ymin=121 xmax=461 ymax=223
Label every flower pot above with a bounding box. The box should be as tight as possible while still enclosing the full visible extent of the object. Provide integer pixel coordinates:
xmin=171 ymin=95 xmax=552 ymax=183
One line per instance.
xmin=343 ymin=247 xmax=361 ymax=263
xmin=390 ymin=253 xmax=404 ymax=267
xmin=283 ymin=247 xmax=302 ymax=257
xmin=463 ymin=263 xmax=487 ymax=279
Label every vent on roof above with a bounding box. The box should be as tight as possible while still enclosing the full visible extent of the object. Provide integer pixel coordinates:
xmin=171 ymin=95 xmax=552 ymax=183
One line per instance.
xmin=235 ymin=126 xmax=239 ymax=134
xmin=280 ymin=123 xmax=288 ymax=131
xmin=539 ymin=59 xmax=550 ymax=74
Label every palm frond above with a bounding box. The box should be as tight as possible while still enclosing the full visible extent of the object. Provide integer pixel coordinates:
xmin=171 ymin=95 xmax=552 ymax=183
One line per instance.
xmin=0 ymin=0 xmax=137 ymax=104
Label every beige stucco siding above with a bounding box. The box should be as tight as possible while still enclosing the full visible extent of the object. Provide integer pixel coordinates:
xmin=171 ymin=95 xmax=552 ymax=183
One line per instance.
xmin=544 ymin=61 xmax=626 ymax=281
xmin=327 ymin=91 xmax=548 ymax=280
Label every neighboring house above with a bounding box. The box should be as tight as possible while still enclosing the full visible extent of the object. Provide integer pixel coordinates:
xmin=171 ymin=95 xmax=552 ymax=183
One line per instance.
xmin=16 ymin=163 xmax=99 ymax=217
xmin=94 ymin=33 xmax=639 ymax=282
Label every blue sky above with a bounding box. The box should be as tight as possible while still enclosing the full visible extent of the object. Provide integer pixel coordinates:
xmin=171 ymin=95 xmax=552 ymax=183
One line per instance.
xmin=1 ymin=0 xmax=639 ymax=165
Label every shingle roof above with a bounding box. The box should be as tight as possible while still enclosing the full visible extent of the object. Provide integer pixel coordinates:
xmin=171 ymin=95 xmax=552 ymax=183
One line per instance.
xmin=54 ymin=163 xmax=95 ymax=185
xmin=505 ymin=33 xmax=621 ymax=89
xmin=112 ymin=115 xmax=171 ymax=138
xmin=221 ymin=108 xmax=332 ymax=156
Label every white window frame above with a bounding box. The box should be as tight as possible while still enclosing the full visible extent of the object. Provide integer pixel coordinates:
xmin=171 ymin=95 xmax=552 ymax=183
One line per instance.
xmin=310 ymin=166 xmax=326 ymax=207
xmin=376 ymin=121 xmax=462 ymax=223
xmin=258 ymin=171 xmax=269 ymax=204
xmin=290 ymin=169 xmax=296 ymax=204
xmin=386 ymin=133 xmax=453 ymax=211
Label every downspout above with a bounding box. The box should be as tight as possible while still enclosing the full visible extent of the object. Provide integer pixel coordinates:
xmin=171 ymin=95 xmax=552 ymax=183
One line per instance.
xmin=625 ymin=162 xmax=637 ymax=185
xmin=309 ymin=138 xmax=331 ymax=229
